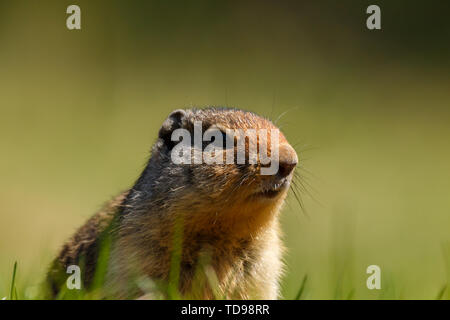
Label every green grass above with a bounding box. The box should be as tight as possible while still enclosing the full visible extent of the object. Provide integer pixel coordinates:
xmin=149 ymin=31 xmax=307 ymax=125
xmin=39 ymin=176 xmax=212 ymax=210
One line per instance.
xmin=9 ymin=262 xmax=18 ymax=300
xmin=3 ymin=231 xmax=450 ymax=300
xmin=294 ymin=275 xmax=308 ymax=300
xmin=2 ymin=259 xmax=450 ymax=300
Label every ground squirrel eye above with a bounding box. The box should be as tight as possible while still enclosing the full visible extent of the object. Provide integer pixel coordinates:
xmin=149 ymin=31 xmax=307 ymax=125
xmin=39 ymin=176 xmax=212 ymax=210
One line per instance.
xmin=165 ymin=137 xmax=176 ymax=151
xmin=202 ymin=126 xmax=229 ymax=151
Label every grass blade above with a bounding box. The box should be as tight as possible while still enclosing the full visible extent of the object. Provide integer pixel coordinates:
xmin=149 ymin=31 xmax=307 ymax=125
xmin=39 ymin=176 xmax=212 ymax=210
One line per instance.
xmin=167 ymin=214 xmax=184 ymax=299
xmin=294 ymin=275 xmax=308 ymax=300
xmin=436 ymin=284 xmax=447 ymax=300
xmin=9 ymin=261 xmax=18 ymax=300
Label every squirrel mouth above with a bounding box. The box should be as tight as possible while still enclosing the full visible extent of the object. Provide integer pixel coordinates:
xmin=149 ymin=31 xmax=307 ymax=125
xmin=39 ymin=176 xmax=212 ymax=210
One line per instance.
xmin=254 ymin=178 xmax=289 ymax=199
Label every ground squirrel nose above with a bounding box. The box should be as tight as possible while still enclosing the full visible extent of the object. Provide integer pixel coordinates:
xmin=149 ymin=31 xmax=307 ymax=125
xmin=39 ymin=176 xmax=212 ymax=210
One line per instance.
xmin=278 ymin=144 xmax=298 ymax=177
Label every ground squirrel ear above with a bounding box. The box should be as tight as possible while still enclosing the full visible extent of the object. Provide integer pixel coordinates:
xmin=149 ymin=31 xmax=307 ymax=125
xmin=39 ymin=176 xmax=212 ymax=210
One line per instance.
xmin=158 ymin=109 xmax=187 ymax=149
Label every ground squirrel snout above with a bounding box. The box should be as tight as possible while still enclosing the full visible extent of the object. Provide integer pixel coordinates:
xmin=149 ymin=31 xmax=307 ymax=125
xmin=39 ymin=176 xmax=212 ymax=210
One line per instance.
xmin=278 ymin=144 xmax=298 ymax=177
xmin=46 ymin=107 xmax=298 ymax=299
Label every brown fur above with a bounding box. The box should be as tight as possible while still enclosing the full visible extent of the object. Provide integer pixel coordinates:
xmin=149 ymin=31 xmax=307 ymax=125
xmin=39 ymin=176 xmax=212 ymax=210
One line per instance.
xmin=46 ymin=107 xmax=297 ymax=299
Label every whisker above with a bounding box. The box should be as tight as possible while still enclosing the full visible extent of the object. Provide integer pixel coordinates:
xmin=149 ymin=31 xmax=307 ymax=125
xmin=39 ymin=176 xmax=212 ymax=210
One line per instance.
xmin=274 ymin=107 xmax=299 ymax=126
xmin=290 ymin=180 xmax=309 ymax=219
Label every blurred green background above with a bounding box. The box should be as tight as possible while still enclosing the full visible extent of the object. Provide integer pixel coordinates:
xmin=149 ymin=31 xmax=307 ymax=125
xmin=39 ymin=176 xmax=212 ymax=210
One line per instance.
xmin=1 ymin=0 xmax=450 ymax=299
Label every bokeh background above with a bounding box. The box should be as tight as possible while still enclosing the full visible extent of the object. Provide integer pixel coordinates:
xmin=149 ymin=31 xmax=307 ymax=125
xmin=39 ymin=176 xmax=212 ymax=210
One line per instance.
xmin=1 ymin=0 xmax=450 ymax=299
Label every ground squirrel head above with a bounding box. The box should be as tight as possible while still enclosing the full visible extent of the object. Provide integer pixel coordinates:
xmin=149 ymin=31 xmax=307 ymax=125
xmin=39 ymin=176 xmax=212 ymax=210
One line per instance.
xmin=129 ymin=107 xmax=298 ymax=235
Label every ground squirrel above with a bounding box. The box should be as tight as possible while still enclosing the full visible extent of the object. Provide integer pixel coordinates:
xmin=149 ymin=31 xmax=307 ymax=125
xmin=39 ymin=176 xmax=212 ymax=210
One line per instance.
xmin=46 ymin=107 xmax=298 ymax=299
